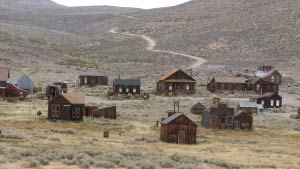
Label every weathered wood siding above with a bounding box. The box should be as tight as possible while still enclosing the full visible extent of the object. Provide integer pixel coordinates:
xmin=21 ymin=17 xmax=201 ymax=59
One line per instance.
xmin=92 ymin=106 xmax=117 ymax=119
xmin=79 ymin=76 xmax=108 ymax=86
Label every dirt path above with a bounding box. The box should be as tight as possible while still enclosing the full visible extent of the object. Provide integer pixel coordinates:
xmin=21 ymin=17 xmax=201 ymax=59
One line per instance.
xmin=114 ymin=14 xmax=139 ymax=20
xmin=109 ymin=27 xmax=207 ymax=69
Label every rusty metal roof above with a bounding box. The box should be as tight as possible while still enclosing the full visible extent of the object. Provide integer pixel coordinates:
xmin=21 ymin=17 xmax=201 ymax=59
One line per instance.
xmin=61 ymin=93 xmax=85 ymax=104
xmin=214 ymin=76 xmax=248 ymax=84
xmin=159 ymin=69 xmax=195 ymax=81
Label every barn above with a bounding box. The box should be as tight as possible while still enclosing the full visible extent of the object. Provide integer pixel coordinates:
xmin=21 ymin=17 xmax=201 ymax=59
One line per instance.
xmin=250 ymin=92 xmax=282 ymax=108
xmin=233 ymin=110 xmax=253 ymax=130
xmin=17 ymin=74 xmax=34 ymax=94
xmin=79 ymin=70 xmax=108 ymax=87
xmin=48 ymin=93 xmax=85 ymax=121
xmin=157 ymin=69 xmax=196 ymax=95
xmin=113 ymin=78 xmax=141 ymax=95
xmin=160 ymin=113 xmax=197 ymax=144
xmin=190 ymin=102 xmax=207 ymax=115
xmin=92 ymin=106 xmax=117 ymax=119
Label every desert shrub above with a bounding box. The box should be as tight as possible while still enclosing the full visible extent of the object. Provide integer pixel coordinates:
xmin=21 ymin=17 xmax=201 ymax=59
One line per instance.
xmin=20 ymin=150 xmax=36 ymax=157
xmin=177 ymin=163 xmax=199 ymax=169
xmin=0 ymin=129 xmax=25 ymax=140
xmin=95 ymin=161 xmax=114 ymax=168
xmin=49 ymin=137 xmax=60 ymax=142
xmin=27 ymin=158 xmax=40 ymax=168
xmin=170 ymin=153 xmax=181 ymax=162
xmin=49 ymin=129 xmax=76 ymax=134
xmin=0 ymin=157 xmax=7 ymax=164
xmin=136 ymin=159 xmax=158 ymax=169
xmin=62 ymin=159 xmax=76 ymax=165
xmin=37 ymin=157 xmax=49 ymax=166
xmin=159 ymin=158 xmax=174 ymax=168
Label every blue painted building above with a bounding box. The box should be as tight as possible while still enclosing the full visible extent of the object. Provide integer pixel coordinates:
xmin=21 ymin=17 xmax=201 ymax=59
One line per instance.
xmin=17 ymin=74 xmax=34 ymax=94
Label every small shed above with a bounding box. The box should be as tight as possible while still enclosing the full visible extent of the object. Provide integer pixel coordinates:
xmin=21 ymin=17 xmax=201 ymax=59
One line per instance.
xmin=191 ymin=102 xmax=207 ymax=115
xmin=92 ymin=106 xmax=117 ymax=119
xmin=84 ymin=105 xmax=98 ymax=116
xmin=238 ymin=101 xmax=260 ymax=115
xmin=160 ymin=113 xmax=197 ymax=144
xmin=233 ymin=110 xmax=253 ymax=130
xmin=113 ymin=78 xmax=141 ymax=95
xmin=48 ymin=93 xmax=85 ymax=121
xmin=17 ymin=74 xmax=34 ymax=94
xmin=79 ymin=70 xmax=108 ymax=87
xmin=250 ymin=92 xmax=282 ymax=108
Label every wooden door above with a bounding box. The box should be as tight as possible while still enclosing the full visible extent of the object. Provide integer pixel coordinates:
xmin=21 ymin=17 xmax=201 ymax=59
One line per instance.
xmin=178 ymin=131 xmax=185 ymax=144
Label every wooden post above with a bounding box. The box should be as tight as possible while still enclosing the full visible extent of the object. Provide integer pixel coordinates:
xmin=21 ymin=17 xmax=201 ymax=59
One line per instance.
xmin=298 ymin=108 xmax=300 ymax=116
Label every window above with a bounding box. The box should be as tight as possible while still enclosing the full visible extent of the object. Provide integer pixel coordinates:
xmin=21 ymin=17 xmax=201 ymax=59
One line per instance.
xmin=256 ymin=84 xmax=260 ymax=91
xmin=221 ymin=83 xmax=224 ymax=89
xmin=84 ymin=77 xmax=88 ymax=84
xmin=228 ymin=84 xmax=233 ymax=90
xmin=133 ymin=88 xmax=137 ymax=93
xmin=126 ymin=88 xmax=129 ymax=93
xmin=261 ymin=100 xmax=265 ymax=106
xmin=186 ymin=84 xmax=190 ymax=91
xmin=234 ymin=121 xmax=240 ymax=129
xmin=51 ymin=105 xmax=60 ymax=118
xmin=72 ymin=107 xmax=81 ymax=118
xmin=276 ymin=100 xmax=280 ymax=107
xmin=270 ymin=100 xmax=274 ymax=107
xmin=271 ymin=76 xmax=275 ymax=82
xmin=273 ymin=85 xmax=278 ymax=92
xmin=169 ymin=85 xmax=173 ymax=91
xmin=119 ymin=87 xmax=123 ymax=93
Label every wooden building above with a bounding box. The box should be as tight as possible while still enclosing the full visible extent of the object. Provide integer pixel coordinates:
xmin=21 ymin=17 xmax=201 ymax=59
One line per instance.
xmin=157 ymin=69 xmax=196 ymax=95
xmin=190 ymin=102 xmax=207 ymax=115
xmin=46 ymin=82 xmax=67 ymax=100
xmin=201 ymin=103 xmax=235 ymax=129
xmin=48 ymin=93 xmax=85 ymax=121
xmin=160 ymin=113 xmax=197 ymax=144
xmin=92 ymin=106 xmax=117 ymax=119
xmin=113 ymin=78 xmax=141 ymax=95
xmin=250 ymin=92 xmax=282 ymax=109
xmin=233 ymin=110 xmax=253 ymax=130
xmin=0 ymin=67 xmax=10 ymax=87
xmin=255 ymin=66 xmax=281 ymax=84
xmin=79 ymin=70 xmax=108 ymax=87
xmin=207 ymin=76 xmax=249 ymax=93
xmin=17 ymin=74 xmax=34 ymax=94
xmin=84 ymin=105 xmax=98 ymax=116
xmin=238 ymin=101 xmax=263 ymax=115
xmin=249 ymin=78 xmax=279 ymax=94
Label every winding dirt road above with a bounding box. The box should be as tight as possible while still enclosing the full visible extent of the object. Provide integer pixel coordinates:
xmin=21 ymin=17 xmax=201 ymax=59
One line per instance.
xmin=109 ymin=27 xmax=207 ymax=69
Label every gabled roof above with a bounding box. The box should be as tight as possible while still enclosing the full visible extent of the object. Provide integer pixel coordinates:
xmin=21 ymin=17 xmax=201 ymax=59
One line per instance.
xmin=0 ymin=67 xmax=9 ymax=81
xmin=79 ymin=70 xmax=105 ymax=77
xmin=239 ymin=101 xmax=259 ymax=108
xmin=7 ymin=78 xmax=17 ymax=85
xmin=159 ymin=69 xmax=195 ymax=81
xmin=18 ymin=74 xmax=34 ymax=83
xmin=61 ymin=93 xmax=85 ymax=104
xmin=191 ymin=102 xmax=207 ymax=110
xmin=161 ymin=113 xmax=196 ymax=125
xmin=113 ymin=79 xmax=141 ymax=86
xmin=213 ymin=76 xmax=248 ymax=84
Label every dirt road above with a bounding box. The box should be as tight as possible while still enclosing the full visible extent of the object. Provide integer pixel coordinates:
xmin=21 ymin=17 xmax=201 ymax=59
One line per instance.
xmin=109 ymin=27 xmax=207 ymax=69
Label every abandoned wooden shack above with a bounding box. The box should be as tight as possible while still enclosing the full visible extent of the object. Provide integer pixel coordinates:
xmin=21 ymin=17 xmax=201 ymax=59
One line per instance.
xmin=160 ymin=113 xmax=197 ymax=144
xmin=255 ymin=65 xmax=281 ymax=84
xmin=207 ymin=76 xmax=249 ymax=93
xmin=190 ymin=102 xmax=207 ymax=115
xmin=233 ymin=110 xmax=253 ymax=130
xmin=238 ymin=101 xmax=263 ymax=115
xmin=46 ymin=82 xmax=68 ymax=100
xmin=92 ymin=106 xmax=117 ymax=119
xmin=201 ymin=103 xmax=235 ymax=129
xmin=112 ymin=78 xmax=141 ymax=95
xmin=250 ymin=92 xmax=282 ymax=108
xmin=17 ymin=74 xmax=34 ymax=94
xmin=84 ymin=105 xmax=98 ymax=116
xmin=48 ymin=93 xmax=85 ymax=121
xmin=157 ymin=69 xmax=196 ymax=95
xmin=79 ymin=70 xmax=108 ymax=87
xmin=249 ymin=78 xmax=279 ymax=94
xmin=0 ymin=67 xmax=10 ymax=87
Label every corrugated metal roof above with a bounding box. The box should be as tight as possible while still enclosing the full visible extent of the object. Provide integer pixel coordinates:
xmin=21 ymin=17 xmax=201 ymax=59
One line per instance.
xmin=6 ymin=78 xmax=17 ymax=85
xmin=239 ymin=101 xmax=259 ymax=108
xmin=161 ymin=113 xmax=183 ymax=125
xmin=79 ymin=70 xmax=105 ymax=77
xmin=255 ymin=69 xmax=280 ymax=78
xmin=214 ymin=76 xmax=247 ymax=84
xmin=191 ymin=102 xmax=207 ymax=110
xmin=62 ymin=93 xmax=85 ymax=104
xmin=114 ymin=79 xmax=141 ymax=86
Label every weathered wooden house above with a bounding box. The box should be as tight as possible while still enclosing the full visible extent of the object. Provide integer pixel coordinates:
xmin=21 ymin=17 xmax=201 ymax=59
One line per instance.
xmin=113 ymin=78 xmax=141 ymax=95
xmin=250 ymin=92 xmax=282 ymax=109
xmin=190 ymin=102 xmax=207 ymax=115
xmin=160 ymin=113 xmax=197 ymax=144
xmin=238 ymin=101 xmax=263 ymax=115
xmin=157 ymin=69 xmax=196 ymax=95
xmin=233 ymin=110 xmax=253 ymax=130
xmin=201 ymin=103 xmax=235 ymax=129
xmin=249 ymin=78 xmax=279 ymax=94
xmin=255 ymin=66 xmax=281 ymax=84
xmin=207 ymin=76 xmax=249 ymax=93
xmin=0 ymin=67 xmax=10 ymax=87
xmin=48 ymin=93 xmax=85 ymax=121
xmin=17 ymin=74 xmax=34 ymax=94
xmin=79 ymin=70 xmax=108 ymax=87
xmin=46 ymin=82 xmax=68 ymax=100
xmin=92 ymin=106 xmax=117 ymax=119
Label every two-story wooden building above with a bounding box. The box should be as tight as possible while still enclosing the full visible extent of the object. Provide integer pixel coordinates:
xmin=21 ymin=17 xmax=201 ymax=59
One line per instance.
xmin=157 ymin=69 xmax=196 ymax=95
xmin=48 ymin=93 xmax=85 ymax=121
xmin=249 ymin=78 xmax=279 ymax=94
xmin=255 ymin=65 xmax=281 ymax=84
xmin=79 ymin=70 xmax=108 ymax=87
